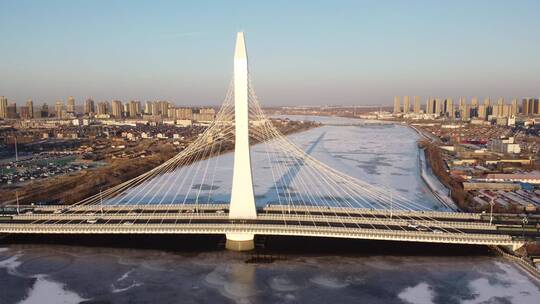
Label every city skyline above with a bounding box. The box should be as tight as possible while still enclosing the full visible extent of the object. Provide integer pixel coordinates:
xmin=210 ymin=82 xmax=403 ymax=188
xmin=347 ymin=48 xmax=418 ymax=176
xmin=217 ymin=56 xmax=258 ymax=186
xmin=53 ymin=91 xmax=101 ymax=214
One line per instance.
xmin=1 ymin=1 xmax=539 ymax=106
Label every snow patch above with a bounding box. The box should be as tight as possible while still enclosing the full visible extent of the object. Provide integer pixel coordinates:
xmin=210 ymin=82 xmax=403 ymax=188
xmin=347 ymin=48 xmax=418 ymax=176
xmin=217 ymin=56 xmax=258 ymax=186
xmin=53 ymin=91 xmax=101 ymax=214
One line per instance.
xmin=310 ymin=275 xmax=349 ymax=288
xmin=0 ymin=254 xmax=23 ymax=275
xmin=462 ymin=262 xmax=540 ymax=304
xmin=18 ymin=275 xmax=87 ymax=304
xmin=268 ymin=275 xmax=300 ymax=292
xmin=117 ymin=269 xmax=134 ymax=282
xmin=398 ymin=282 xmax=434 ymax=304
xmin=111 ymin=282 xmax=142 ymax=293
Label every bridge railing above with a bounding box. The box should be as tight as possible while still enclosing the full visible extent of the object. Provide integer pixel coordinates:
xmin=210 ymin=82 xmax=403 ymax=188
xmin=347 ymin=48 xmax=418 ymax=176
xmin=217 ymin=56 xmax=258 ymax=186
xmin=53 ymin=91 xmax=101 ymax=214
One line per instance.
xmin=263 ymin=205 xmax=482 ymax=220
xmin=11 ymin=213 xmax=497 ymax=230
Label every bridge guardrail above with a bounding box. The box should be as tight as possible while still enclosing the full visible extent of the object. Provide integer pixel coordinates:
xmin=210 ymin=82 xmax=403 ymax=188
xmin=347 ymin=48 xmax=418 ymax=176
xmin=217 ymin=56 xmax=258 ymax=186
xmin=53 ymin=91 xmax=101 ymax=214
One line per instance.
xmin=11 ymin=213 xmax=497 ymax=230
xmin=263 ymin=205 xmax=482 ymax=220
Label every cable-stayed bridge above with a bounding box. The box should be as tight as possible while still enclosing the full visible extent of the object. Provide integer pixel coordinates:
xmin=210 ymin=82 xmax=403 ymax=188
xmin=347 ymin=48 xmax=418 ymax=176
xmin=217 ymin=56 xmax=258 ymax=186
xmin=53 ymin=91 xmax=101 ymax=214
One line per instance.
xmin=0 ymin=33 xmax=528 ymax=251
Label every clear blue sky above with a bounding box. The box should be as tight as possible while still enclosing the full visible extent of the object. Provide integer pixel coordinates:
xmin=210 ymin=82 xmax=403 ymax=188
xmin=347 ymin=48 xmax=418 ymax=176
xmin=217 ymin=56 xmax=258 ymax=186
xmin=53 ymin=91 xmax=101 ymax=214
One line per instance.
xmin=1 ymin=0 xmax=539 ymax=106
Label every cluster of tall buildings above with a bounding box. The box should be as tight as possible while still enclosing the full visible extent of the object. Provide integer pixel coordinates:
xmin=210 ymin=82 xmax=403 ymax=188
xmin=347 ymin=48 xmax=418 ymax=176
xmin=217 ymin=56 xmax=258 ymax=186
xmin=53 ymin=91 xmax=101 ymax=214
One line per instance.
xmin=92 ymin=99 xmax=147 ymax=118
xmin=0 ymin=96 xmax=216 ymax=122
xmin=393 ymin=96 xmax=539 ymax=120
xmin=1 ymin=96 xmax=34 ymax=119
xmin=86 ymin=99 xmax=215 ymax=121
xmin=0 ymin=96 xmax=74 ymax=120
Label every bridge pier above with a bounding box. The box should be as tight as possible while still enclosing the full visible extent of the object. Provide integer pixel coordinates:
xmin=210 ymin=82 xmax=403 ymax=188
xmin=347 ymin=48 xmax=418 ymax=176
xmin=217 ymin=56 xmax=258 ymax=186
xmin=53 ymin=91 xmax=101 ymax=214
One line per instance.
xmin=225 ymin=233 xmax=255 ymax=251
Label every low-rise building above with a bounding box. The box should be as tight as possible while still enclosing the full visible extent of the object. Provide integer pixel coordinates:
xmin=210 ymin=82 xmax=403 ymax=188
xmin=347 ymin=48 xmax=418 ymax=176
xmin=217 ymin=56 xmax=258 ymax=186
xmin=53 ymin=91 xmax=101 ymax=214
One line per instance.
xmin=488 ymin=137 xmax=521 ymax=154
xmin=483 ymin=172 xmax=540 ymax=184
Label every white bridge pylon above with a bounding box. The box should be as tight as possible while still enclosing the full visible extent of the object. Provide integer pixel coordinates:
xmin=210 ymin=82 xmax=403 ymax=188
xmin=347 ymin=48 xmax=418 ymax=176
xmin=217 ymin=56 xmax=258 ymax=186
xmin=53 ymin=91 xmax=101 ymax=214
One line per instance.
xmin=229 ymin=32 xmax=257 ymax=220
xmin=226 ymin=32 xmax=257 ymax=250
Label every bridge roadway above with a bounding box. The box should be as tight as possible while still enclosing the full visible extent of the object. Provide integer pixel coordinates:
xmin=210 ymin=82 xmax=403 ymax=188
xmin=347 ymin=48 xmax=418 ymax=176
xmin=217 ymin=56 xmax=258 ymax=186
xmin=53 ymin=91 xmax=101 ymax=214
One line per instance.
xmin=7 ymin=203 xmax=532 ymax=225
xmin=10 ymin=204 xmax=483 ymax=220
xmin=0 ymin=204 xmax=531 ymax=249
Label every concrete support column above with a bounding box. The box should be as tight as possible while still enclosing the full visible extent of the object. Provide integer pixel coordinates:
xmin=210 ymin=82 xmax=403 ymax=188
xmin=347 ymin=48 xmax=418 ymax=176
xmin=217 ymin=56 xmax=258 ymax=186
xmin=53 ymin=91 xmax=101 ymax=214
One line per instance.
xmin=226 ymin=233 xmax=255 ymax=251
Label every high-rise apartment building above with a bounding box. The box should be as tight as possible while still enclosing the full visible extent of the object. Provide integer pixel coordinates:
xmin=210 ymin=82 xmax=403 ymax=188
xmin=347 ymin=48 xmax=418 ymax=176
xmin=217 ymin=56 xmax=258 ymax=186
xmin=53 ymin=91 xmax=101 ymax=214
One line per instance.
xmin=128 ymin=100 xmax=141 ymax=118
xmin=495 ymin=98 xmax=504 ymax=117
xmin=194 ymin=107 xmax=216 ymax=121
xmin=443 ymin=98 xmax=454 ymax=118
xmin=144 ymin=101 xmax=153 ymax=115
xmin=67 ymin=96 xmax=75 ymax=114
xmin=403 ymin=96 xmax=410 ymax=113
xmin=492 ymin=104 xmax=499 ymax=117
xmin=19 ymin=106 xmax=30 ymax=119
xmin=426 ymin=98 xmax=434 ymax=114
xmin=466 ymin=97 xmax=476 ymax=117
xmin=461 ymin=104 xmax=471 ymax=121
xmin=151 ymin=102 xmax=160 ymax=116
xmin=97 ymin=101 xmax=109 ymax=115
xmin=159 ymin=101 xmax=170 ymax=118
xmin=0 ymin=96 xmax=7 ymax=119
xmin=510 ymin=99 xmax=518 ymax=116
xmin=522 ymin=98 xmax=529 ymax=115
xmin=459 ymin=97 xmax=466 ymax=108
xmin=501 ymin=105 xmax=510 ymax=117
xmin=26 ymin=99 xmax=34 ymax=119
xmin=458 ymin=97 xmax=467 ymax=119
xmin=7 ymin=103 xmax=17 ymax=119
xmin=40 ymin=103 xmax=49 ymax=118
xmin=522 ymin=98 xmax=539 ymax=116
xmin=393 ymin=96 xmax=401 ymax=113
xmin=84 ymin=98 xmax=95 ymax=116
xmin=478 ymin=104 xmax=487 ymax=120
xmin=413 ymin=96 xmax=421 ymax=113
xmin=176 ymin=108 xmax=193 ymax=120
xmin=471 ymin=97 xmax=479 ymax=108
xmin=167 ymin=106 xmax=176 ymax=119
xmin=55 ymin=100 xmax=64 ymax=118
xmin=434 ymin=98 xmax=442 ymax=115
xmin=111 ymin=100 xmax=123 ymax=118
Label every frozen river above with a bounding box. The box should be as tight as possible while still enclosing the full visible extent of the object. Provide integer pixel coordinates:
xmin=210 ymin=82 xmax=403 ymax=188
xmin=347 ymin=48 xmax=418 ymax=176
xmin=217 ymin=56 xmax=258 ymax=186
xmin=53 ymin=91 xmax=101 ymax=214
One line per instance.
xmin=1 ymin=115 xmax=539 ymax=304
xmin=1 ymin=244 xmax=540 ymax=304
xmin=107 ymin=115 xmax=443 ymax=211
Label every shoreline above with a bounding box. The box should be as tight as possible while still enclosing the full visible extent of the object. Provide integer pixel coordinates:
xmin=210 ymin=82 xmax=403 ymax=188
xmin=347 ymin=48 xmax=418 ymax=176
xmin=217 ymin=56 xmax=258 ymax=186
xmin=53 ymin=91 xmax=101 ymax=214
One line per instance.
xmin=293 ymin=114 xmax=458 ymax=212
xmin=288 ymin=114 xmax=457 ymax=212
xmin=417 ymin=147 xmax=459 ymax=211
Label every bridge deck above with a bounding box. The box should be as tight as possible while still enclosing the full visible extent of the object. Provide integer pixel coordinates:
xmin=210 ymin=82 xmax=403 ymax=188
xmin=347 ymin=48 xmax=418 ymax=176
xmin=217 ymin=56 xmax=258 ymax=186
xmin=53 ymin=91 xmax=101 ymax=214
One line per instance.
xmin=0 ymin=223 xmax=520 ymax=247
xmin=1 ymin=204 xmax=530 ymax=250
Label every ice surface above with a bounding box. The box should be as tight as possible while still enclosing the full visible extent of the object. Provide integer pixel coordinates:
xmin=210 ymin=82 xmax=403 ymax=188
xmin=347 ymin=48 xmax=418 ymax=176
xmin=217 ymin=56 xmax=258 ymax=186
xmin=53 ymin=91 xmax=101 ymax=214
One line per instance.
xmin=107 ymin=115 xmax=442 ymax=210
xmin=1 ymin=246 xmax=539 ymax=304
xmin=462 ymin=261 xmax=540 ymax=304
xmin=0 ymin=251 xmax=86 ymax=304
